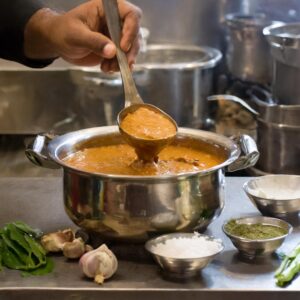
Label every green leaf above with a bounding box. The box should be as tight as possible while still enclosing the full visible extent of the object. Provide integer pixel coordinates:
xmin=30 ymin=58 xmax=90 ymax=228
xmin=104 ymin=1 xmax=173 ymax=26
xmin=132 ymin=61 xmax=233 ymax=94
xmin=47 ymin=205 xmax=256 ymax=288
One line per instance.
xmin=1 ymin=241 xmax=26 ymax=270
xmin=13 ymin=221 xmax=43 ymax=239
xmin=21 ymin=257 xmax=54 ymax=277
xmin=0 ymin=221 xmax=53 ymax=276
xmin=1 ymin=232 xmax=31 ymax=267
xmin=0 ymin=239 xmax=3 ymax=271
xmin=6 ymin=224 xmax=32 ymax=252
xmin=4 ymin=224 xmax=37 ymax=267
xmin=24 ymin=235 xmax=46 ymax=267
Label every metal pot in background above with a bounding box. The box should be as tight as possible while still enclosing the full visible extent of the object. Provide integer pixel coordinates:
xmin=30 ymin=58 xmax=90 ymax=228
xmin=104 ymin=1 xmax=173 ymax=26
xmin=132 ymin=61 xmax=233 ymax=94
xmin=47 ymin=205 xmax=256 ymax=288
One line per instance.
xmin=225 ymin=13 xmax=277 ymax=85
xmin=264 ymin=23 xmax=300 ymax=105
xmin=209 ymin=93 xmax=300 ymax=175
xmin=135 ymin=44 xmax=222 ymax=128
xmin=70 ymin=69 xmax=124 ymax=127
xmin=26 ymin=126 xmax=258 ymax=242
xmin=70 ymin=44 xmax=222 ymax=129
xmin=248 ymin=86 xmax=300 ymax=126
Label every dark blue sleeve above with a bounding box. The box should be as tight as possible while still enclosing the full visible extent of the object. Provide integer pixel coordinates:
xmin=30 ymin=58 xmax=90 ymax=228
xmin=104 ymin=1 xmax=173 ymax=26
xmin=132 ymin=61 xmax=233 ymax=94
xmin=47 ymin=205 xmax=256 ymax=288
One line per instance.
xmin=0 ymin=0 xmax=54 ymax=68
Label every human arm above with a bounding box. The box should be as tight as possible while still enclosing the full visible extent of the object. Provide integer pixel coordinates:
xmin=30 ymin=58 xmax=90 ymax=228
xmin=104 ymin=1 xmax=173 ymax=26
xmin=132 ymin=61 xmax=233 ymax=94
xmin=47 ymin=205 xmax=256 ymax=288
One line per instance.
xmin=24 ymin=0 xmax=142 ymax=71
xmin=0 ymin=0 xmax=53 ymax=68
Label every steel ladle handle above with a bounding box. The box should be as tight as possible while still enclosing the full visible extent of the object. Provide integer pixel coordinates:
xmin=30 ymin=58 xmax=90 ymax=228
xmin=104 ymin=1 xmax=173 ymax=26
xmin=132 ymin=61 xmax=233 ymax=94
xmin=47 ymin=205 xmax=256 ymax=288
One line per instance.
xmin=102 ymin=0 xmax=143 ymax=107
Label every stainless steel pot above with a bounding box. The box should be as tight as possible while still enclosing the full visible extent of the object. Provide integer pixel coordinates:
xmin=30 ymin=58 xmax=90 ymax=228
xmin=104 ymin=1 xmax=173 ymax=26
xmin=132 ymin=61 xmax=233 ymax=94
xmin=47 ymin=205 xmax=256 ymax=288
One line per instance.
xmin=209 ymin=94 xmax=300 ymax=174
xmin=70 ymin=44 xmax=222 ymax=129
xmin=248 ymin=86 xmax=300 ymax=126
xmin=225 ymin=13 xmax=276 ymax=85
xmin=26 ymin=126 xmax=258 ymax=242
xmin=263 ymin=23 xmax=300 ymax=105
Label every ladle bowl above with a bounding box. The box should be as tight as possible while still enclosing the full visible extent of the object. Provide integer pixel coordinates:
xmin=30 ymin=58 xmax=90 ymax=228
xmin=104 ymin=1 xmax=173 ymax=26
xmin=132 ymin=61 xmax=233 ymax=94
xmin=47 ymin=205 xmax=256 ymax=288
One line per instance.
xmin=118 ymin=103 xmax=178 ymax=161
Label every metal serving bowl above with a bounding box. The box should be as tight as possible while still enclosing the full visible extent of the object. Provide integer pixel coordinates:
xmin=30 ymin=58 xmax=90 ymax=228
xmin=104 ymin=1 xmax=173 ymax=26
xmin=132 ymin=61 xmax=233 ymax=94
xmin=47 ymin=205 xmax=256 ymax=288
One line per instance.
xmin=145 ymin=233 xmax=223 ymax=278
xmin=243 ymin=175 xmax=300 ymax=217
xmin=26 ymin=126 xmax=258 ymax=242
xmin=223 ymin=216 xmax=292 ymax=259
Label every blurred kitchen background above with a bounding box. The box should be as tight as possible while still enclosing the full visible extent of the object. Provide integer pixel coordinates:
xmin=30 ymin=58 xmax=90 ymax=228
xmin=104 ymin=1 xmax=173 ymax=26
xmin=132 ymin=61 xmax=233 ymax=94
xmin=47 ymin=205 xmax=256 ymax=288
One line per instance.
xmin=0 ymin=0 xmax=300 ymax=176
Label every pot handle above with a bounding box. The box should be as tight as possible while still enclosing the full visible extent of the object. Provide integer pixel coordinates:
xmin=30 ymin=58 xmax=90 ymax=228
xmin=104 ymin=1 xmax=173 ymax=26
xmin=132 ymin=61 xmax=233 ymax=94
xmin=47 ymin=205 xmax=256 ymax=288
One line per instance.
xmin=247 ymin=85 xmax=276 ymax=106
xmin=207 ymin=95 xmax=259 ymax=116
xmin=227 ymin=135 xmax=260 ymax=172
xmin=25 ymin=133 xmax=60 ymax=169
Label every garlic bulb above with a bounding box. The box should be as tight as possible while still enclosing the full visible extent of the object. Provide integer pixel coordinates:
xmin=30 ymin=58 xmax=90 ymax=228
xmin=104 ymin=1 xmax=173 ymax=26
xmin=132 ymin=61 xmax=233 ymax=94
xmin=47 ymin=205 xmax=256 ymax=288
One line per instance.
xmin=62 ymin=238 xmax=85 ymax=259
xmin=41 ymin=229 xmax=74 ymax=252
xmin=79 ymin=244 xmax=118 ymax=284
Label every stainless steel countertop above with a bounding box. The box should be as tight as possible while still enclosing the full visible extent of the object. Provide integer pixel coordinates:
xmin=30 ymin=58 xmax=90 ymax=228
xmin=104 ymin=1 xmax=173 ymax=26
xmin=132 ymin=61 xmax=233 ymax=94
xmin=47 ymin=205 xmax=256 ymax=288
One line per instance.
xmin=0 ymin=177 xmax=299 ymax=300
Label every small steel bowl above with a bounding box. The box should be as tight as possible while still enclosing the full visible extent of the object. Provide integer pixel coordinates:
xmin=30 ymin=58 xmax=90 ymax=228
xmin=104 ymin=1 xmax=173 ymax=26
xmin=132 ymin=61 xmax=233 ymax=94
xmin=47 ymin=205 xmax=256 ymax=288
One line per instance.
xmin=223 ymin=216 xmax=292 ymax=259
xmin=145 ymin=233 xmax=223 ymax=278
xmin=243 ymin=175 xmax=300 ymax=217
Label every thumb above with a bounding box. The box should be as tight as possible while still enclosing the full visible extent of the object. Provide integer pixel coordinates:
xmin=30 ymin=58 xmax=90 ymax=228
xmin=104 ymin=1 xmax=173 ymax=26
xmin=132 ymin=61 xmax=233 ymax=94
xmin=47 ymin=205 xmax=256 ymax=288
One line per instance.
xmin=72 ymin=28 xmax=117 ymax=59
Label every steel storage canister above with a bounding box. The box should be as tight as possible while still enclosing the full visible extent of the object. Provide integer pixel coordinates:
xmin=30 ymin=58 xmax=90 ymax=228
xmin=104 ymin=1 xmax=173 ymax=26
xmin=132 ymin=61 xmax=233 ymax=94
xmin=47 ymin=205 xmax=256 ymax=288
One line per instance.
xmin=225 ymin=13 xmax=275 ymax=85
xmin=264 ymin=23 xmax=300 ymax=105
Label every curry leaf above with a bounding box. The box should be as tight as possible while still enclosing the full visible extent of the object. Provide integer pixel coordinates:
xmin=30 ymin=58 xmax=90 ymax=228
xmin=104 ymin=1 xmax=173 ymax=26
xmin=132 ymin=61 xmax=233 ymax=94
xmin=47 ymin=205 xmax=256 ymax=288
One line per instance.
xmin=24 ymin=235 xmax=46 ymax=267
xmin=13 ymin=221 xmax=43 ymax=239
xmin=22 ymin=257 xmax=54 ymax=277
xmin=1 ymin=241 xmax=26 ymax=270
xmin=0 ymin=221 xmax=52 ymax=275
xmin=1 ymin=232 xmax=31 ymax=267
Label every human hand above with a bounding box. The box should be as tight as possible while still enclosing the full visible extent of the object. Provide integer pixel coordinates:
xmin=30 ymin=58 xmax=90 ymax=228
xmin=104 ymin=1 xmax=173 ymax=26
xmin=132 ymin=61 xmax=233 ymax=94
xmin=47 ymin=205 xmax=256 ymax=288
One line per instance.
xmin=24 ymin=0 xmax=142 ymax=72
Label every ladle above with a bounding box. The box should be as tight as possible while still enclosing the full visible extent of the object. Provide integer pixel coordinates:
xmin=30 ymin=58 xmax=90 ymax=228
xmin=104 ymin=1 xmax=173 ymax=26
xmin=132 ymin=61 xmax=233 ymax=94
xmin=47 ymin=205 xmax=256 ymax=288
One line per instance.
xmin=103 ymin=0 xmax=178 ymax=161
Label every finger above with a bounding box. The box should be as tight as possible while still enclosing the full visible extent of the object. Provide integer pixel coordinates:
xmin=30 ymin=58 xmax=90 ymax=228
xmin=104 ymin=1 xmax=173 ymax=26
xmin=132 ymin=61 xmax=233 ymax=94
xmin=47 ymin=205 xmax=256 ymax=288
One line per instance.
xmin=126 ymin=34 xmax=140 ymax=66
xmin=118 ymin=1 xmax=142 ymax=52
xmin=110 ymin=59 xmax=120 ymax=72
xmin=101 ymin=60 xmax=110 ymax=73
xmin=63 ymin=53 xmax=103 ymax=66
xmin=101 ymin=58 xmax=119 ymax=73
xmin=66 ymin=26 xmax=117 ymax=59
xmin=101 ymin=59 xmax=114 ymax=73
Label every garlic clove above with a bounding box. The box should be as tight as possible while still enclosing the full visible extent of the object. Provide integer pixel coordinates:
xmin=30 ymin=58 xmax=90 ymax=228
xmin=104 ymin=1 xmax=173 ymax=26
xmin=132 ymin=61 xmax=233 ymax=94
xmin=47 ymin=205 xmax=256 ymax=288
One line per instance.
xmin=41 ymin=229 xmax=74 ymax=252
xmin=79 ymin=244 xmax=118 ymax=284
xmin=85 ymin=244 xmax=93 ymax=252
xmin=62 ymin=237 xmax=85 ymax=259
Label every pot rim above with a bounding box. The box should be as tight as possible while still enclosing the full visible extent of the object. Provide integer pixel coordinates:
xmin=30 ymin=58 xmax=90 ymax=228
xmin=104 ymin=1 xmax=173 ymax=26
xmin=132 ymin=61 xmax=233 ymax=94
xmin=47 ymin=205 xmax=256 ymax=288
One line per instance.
xmin=225 ymin=13 xmax=271 ymax=29
xmin=47 ymin=126 xmax=240 ymax=181
xmin=263 ymin=22 xmax=300 ymax=49
xmin=134 ymin=44 xmax=222 ymax=70
xmin=257 ymin=119 xmax=300 ymax=130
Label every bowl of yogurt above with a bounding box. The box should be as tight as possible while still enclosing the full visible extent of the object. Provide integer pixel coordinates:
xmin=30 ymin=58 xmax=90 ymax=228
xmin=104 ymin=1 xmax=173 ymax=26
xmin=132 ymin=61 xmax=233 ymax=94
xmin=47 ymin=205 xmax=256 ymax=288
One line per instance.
xmin=243 ymin=175 xmax=300 ymax=217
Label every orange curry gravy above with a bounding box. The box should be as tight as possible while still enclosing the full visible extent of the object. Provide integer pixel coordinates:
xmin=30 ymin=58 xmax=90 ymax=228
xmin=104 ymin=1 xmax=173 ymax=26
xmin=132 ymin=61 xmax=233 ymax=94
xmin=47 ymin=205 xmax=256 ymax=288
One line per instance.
xmin=120 ymin=107 xmax=176 ymax=140
xmin=63 ymin=144 xmax=225 ymax=176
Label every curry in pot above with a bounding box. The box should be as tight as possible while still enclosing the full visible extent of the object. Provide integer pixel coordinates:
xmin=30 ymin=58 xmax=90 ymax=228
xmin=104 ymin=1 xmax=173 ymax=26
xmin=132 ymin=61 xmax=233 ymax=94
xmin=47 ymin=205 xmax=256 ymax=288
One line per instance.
xmin=63 ymin=108 xmax=226 ymax=176
xmin=63 ymin=142 xmax=226 ymax=176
